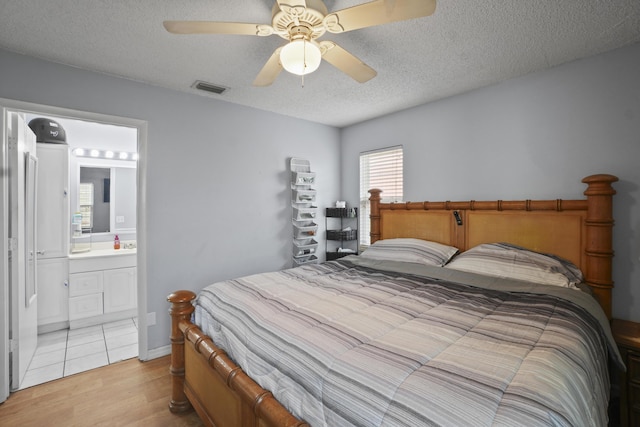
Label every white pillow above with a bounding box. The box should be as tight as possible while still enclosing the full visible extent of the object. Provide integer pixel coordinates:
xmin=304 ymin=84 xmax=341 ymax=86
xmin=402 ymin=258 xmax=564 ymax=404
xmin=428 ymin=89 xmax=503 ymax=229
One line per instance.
xmin=444 ymin=243 xmax=583 ymax=288
xmin=360 ymin=238 xmax=458 ymax=266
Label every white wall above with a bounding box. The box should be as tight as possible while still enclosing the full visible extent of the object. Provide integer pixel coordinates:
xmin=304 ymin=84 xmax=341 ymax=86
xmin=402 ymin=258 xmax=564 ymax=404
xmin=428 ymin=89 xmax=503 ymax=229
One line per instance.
xmin=0 ymin=49 xmax=341 ymax=350
xmin=341 ymin=42 xmax=640 ymax=322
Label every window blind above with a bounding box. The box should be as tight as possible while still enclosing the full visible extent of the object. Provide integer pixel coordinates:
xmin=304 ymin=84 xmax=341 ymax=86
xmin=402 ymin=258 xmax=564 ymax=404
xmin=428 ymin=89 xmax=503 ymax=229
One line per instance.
xmin=79 ymin=182 xmax=94 ymax=228
xmin=359 ymin=146 xmax=403 ymax=247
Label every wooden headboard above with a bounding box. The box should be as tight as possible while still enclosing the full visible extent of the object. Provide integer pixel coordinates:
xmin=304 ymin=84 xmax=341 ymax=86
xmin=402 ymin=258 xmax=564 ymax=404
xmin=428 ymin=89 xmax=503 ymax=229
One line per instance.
xmin=369 ymin=174 xmax=618 ymax=319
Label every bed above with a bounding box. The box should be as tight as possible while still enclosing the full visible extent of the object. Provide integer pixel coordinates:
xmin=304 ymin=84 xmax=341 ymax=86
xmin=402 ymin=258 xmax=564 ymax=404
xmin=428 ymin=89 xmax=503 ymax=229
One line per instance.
xmin=168 ymin=173 xmax=621 ymax=427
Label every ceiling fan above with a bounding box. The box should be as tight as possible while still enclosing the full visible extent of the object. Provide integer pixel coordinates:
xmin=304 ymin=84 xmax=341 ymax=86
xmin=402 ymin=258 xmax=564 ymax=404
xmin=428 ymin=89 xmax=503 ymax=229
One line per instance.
xmin=163 ymin=0 xmax=436 ymax=86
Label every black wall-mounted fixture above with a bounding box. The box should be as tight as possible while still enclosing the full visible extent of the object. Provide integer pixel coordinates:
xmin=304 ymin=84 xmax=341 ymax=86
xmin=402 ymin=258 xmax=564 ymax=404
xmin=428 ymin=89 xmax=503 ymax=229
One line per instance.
xmin=453 ymin=210 xmax=463 ymax=225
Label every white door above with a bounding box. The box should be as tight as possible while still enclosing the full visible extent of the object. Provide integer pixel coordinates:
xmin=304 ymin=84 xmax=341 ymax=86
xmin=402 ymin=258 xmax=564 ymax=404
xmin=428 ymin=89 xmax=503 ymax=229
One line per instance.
xmin=36 ymin=143 xmax=69 ymax=259
xmin=6 ymin=111 xmax=38 ymax=393
xmin=1 ymin=108 xmax=10 ymax=402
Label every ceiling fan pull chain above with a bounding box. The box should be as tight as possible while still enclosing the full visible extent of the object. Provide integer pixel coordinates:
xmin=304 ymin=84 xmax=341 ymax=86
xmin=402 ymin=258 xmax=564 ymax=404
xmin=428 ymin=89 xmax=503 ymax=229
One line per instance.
xmin=302 ymin=39 xmax=307 ymax=87
xmin=303 ymin=38 xmax=308 ymax=72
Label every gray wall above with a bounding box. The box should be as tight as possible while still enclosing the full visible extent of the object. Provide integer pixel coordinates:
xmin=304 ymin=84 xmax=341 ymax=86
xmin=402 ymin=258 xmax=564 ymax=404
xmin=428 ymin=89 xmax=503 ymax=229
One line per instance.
xmin=2 ymin=38 xmax=638 ymax=354
xmin=0 ymin=49 xmax=341 ymax=350
xmin=341 ymin=42 xmax=640 ymax=322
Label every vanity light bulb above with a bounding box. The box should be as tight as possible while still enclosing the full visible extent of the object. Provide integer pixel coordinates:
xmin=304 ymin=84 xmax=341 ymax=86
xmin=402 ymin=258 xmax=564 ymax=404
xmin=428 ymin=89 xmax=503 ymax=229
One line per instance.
xmin=119 ymin=152 xmax=128 ymax=160
xmin=132 ymin=153 xmax=139 ymax=160
xmin=75 ymin=148 xmax=85 ymax=156
xmin=105 ymin=151 xmax=114 ymax=159
xmin=90 ymin=149 xmax=100 ymax=157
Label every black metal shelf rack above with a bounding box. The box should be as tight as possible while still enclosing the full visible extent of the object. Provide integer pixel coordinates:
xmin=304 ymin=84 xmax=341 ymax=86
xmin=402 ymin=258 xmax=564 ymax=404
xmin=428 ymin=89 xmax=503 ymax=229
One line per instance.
xmin=325 ymin=207 xmax=358 ymax=261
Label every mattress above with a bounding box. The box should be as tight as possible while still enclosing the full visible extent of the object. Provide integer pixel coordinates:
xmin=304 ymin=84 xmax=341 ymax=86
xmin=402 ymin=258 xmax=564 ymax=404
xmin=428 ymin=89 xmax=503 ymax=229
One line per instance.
xmin=194 ymin=257 xmax=622 ymax=427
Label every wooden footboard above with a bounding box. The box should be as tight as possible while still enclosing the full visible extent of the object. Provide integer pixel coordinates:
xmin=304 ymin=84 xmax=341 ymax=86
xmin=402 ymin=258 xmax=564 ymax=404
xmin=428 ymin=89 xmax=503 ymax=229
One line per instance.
xmin=168 ymin=290 xmax=309 ymax=427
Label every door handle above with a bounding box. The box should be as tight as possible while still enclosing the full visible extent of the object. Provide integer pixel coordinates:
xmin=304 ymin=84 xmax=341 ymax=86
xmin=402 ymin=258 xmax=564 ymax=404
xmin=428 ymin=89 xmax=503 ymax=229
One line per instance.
xmin=37 ymin=250 xmax=45 ymax=255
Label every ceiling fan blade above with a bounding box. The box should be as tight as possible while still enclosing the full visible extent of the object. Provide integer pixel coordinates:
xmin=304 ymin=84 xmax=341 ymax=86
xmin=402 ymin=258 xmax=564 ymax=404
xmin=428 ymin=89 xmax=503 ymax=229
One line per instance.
xmin=324 ymin=0 xmax=436 ymax=34
xmin=253 ymin=48 xmax=284 ymax=87
xmin=320 ymin=41 xmax=377 ymax=83
xmin=163 ymin=21 xmax=274 ymax=36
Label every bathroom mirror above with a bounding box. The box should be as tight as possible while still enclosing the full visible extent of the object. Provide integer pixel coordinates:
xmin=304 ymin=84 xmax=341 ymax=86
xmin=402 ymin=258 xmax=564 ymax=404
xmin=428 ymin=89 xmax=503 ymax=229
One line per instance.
xmin=74 ymin=159 xmax=136 ymax=235
xmin=80 ymin=166 xmax=110 ymax=233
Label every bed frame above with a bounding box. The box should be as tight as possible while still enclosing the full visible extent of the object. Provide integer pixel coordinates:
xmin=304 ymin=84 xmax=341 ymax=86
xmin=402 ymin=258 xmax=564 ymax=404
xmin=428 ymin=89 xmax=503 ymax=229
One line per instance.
xmin=167 ymin=173 xmax=618 ymax=427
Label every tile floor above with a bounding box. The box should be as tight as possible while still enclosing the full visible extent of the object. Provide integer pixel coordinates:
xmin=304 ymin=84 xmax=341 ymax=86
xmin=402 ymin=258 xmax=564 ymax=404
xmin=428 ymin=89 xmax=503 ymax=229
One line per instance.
xmin=19 ymin=318 xmax=139 ymax=390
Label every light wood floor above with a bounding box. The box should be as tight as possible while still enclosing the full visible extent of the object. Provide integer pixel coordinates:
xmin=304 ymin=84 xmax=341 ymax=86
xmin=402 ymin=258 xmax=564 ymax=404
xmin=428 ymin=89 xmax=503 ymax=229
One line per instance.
xmin=0 ymin=355 xmax=203 ymax=426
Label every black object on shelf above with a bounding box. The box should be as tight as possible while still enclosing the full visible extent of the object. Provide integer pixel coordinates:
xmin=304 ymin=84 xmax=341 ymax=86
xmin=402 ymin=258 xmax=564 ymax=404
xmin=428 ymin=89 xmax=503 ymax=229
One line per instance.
xmin=28 ymin=118 xmax=67 ymax=144
xmin=327 ymin=252 xmax=355 ymax=261
xmin=327 ymin=229 xmax=358 ymax=241
xmin=326 ymin=207 xmax=358 ymax=218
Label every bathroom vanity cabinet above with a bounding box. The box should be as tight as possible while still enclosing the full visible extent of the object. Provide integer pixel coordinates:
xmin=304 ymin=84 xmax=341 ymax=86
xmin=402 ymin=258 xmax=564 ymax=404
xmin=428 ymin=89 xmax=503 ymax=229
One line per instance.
xmin=68 ymin=250 xmax=137 ymax=329
xmin=103 ymin=267 xmax=137 ymax=314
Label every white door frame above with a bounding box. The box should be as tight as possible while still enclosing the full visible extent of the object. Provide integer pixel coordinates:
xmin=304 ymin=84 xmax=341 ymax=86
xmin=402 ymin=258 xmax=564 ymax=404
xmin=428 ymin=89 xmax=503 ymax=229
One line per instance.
xmin=1 ymin=102 xmax=10 ymax=401
xmin=0 ymin=98 xmax=149 ymax=400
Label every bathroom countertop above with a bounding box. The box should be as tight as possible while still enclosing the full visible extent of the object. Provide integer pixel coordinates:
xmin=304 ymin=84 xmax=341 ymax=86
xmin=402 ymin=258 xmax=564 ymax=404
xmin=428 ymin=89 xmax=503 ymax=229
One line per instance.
xmin=68 ymin=247 xmax=136 ymax=259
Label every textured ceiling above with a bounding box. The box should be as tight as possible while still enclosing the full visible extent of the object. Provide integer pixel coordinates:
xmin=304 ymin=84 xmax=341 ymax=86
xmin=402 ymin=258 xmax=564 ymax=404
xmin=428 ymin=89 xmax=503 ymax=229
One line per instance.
xmin=1 ymin=0 xmax=639 ymax=128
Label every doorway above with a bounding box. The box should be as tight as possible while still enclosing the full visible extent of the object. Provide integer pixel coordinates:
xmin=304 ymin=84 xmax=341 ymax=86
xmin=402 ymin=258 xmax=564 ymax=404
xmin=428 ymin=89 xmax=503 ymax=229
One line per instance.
xmin=0 ymin=98 xmax=148 ymax=399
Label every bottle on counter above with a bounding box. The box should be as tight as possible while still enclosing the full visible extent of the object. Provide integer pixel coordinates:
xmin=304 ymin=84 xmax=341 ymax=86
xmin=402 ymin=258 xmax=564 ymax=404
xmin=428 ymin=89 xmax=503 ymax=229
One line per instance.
xmin=72 ymin=212 xmax=83 ymax=237
xmin=114 ymin=234 xmax=120 ymax=250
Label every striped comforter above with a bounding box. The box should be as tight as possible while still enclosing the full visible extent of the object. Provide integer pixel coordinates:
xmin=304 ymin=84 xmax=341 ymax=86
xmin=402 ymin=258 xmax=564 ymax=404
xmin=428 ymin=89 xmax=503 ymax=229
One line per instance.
xmin=194 ymin=257 xmax=621 ymax=427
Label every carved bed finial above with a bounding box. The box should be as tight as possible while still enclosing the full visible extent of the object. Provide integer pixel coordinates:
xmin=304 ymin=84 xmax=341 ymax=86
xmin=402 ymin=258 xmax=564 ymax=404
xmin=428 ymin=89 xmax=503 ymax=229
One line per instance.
xmin=369 ymin=189 xmax=382 ymax=244
xmin=581 ymin=174 xmax=618 ymax=319
xmin=168 ymin=290 xmax=196 ymax=413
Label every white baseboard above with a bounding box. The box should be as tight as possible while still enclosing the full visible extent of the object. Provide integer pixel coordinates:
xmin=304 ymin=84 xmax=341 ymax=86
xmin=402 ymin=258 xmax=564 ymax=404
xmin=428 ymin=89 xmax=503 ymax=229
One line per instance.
xmin=144 ymin=345 xmax=171 ymax=360
xmin=38 ymin=321 xmax=69 ymax=335
xmin=69 ymin=309 xmax=137 ymax=330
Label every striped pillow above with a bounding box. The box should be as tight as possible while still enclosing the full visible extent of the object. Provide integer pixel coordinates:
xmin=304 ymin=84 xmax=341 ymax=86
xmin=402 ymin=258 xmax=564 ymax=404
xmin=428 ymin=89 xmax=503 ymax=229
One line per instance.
xmin=360 ymin=238 xmax=459 ymax=266
xmin=444 ymin=243 xmax=583 ymax=288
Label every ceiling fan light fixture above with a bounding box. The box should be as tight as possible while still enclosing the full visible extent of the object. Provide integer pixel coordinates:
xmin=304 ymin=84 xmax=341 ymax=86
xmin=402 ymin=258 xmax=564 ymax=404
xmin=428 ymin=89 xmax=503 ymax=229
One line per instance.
xmin=280 ymin=39 xmax=322 ymax=76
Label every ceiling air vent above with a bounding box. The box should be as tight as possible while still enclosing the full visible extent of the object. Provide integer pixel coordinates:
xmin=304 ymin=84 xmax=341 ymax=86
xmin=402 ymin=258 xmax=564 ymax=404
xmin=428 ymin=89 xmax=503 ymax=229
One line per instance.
xmin=192 ymin=80 xmax=228 ymax=95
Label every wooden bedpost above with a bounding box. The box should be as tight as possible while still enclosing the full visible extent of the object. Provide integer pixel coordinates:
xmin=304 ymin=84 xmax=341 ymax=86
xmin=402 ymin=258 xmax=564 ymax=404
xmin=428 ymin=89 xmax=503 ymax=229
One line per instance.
xmin=582 ymin=174 xmax=618 ymax=320
xmin=167 ymin=290 xmax=196 ymax=413
xmin=369 ymin=188 xmax=382 ymax=244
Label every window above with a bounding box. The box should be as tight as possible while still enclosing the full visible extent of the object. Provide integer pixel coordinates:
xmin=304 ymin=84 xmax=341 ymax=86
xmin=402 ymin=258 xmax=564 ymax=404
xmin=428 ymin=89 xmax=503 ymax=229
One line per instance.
xmin=79 ymin=182 xmax=94 ymax=229
xmin=359 ymin=146 xmax=403 ymax=247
